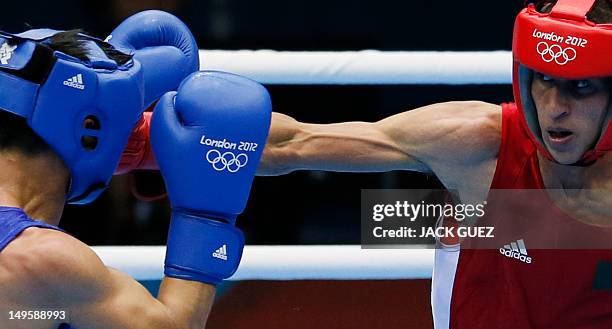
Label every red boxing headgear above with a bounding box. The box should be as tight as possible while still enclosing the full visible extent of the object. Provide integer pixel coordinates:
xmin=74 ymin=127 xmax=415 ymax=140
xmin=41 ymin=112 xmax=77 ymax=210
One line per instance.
xmin=512 ymin=0 xmax=612 ymax=165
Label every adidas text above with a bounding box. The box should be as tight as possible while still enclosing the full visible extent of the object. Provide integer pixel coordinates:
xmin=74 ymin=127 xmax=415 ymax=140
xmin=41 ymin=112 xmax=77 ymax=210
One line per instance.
xmin=63 ymin=81 xmax=85 ymax=90
xmin=499 ymin=248 xmax=532 ymax=264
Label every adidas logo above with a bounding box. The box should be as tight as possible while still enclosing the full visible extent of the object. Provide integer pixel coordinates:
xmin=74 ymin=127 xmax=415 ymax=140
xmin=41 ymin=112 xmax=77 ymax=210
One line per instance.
xmin=212 ymin=244 xmax=228 ymax=261
xmin=63 ymin=74 xmax=85 ymax=90
xmin=499 ymin=239 xmax=532 ymax=264
xmin=0 ymin=42 xmax=17 ymax=65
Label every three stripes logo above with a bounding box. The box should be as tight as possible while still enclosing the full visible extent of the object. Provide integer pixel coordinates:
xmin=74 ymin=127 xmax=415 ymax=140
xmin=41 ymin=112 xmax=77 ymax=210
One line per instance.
xmin=63 ymin=73 xmax=85 ymax=90
xmin=212 ymin=245 xmax=228 ymax=261
xmin=499 ymin=239 xmax=532 ymax=264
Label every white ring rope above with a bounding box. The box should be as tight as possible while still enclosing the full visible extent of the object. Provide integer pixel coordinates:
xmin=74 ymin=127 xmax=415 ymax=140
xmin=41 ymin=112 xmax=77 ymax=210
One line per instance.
xmin=199 ymin=50 xmax=512 ymax=85
xmin=92 ymin=246 xmax=434 ymax=281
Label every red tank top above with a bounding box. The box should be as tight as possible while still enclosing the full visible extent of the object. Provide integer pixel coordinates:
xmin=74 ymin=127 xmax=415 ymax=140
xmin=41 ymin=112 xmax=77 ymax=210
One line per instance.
xmin=433 ymin=103 xmax=612 ymax=329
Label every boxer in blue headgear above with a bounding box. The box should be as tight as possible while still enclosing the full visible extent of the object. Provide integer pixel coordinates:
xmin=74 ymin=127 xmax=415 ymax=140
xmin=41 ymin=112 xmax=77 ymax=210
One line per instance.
xmin=0 ymin=29 xmax=144 ymax=204
xmin=0 ymin=11 xmax=232 ymax=329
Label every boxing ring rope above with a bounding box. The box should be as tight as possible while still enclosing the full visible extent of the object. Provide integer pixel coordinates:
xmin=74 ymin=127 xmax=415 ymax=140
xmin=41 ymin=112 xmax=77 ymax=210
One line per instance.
xmin=92 ymin=246 xmax=435 ymax=281
xmin=199 ymin=50 xmax=513 ymax=85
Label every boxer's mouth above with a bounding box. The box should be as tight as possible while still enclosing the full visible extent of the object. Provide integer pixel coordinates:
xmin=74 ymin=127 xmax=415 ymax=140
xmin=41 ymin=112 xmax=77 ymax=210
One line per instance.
xmin=547 ymin=128 xmax=574 ymax=144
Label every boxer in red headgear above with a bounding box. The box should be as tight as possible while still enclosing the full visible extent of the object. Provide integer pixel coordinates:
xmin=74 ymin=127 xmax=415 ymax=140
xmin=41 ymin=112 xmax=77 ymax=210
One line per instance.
xmin=514 ymin=0 xmax=612 ymax=165
xmin=120 ymin=1 xmax=612 ymax=328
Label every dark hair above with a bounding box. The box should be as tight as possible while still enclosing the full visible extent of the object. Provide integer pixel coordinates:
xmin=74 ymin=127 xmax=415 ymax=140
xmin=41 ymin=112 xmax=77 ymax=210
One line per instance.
xmin=535 ymin=0 xmax=612 ymax=23
xmin=0 ymin=111 xmax=50 ymax=155
xmin=0 ymin=30 xmax=132 ymax=155
xmin=48 ymin=30 xmax=133 ymax=65
xmin=587 ymin=0 xmax=612 ymax=23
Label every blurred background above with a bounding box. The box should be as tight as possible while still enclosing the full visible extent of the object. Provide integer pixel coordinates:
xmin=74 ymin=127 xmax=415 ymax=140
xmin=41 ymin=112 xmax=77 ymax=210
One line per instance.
xmin=2 ymin=1 xmax=523 ymax=328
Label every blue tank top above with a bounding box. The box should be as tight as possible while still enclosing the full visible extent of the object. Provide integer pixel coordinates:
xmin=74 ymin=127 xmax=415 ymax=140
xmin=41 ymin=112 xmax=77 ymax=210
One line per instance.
xmin=0 ymin=207 xmax=73 ymax=329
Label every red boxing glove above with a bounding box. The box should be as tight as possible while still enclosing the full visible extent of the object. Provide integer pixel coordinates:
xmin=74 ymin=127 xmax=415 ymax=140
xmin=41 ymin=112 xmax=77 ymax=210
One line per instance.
xmin=115 ymin=111 xmax=159 ymax=175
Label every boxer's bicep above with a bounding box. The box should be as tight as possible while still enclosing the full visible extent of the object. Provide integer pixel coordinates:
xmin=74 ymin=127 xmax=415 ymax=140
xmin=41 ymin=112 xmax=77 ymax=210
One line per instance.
xmin=28 ymin=233 xmax=177 ymax=329
xmin=379 ymin=101 xmax=501 ymax=171
xmin=68 ymin=267 xmax=178 ymax=329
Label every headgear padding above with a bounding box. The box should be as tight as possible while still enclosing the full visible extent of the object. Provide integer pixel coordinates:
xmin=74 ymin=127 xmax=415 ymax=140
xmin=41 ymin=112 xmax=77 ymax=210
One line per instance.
xmin=0 ymin=29 xmax=144 ymax=204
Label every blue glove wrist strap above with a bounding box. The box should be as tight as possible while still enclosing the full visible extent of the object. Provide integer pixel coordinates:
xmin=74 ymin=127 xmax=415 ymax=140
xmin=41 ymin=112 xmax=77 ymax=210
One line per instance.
xmin=164 ymin=211 xmax=244 ymax=285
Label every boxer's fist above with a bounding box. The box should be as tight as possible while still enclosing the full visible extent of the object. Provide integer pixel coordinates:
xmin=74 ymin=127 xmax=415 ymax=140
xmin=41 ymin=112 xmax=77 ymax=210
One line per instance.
xmin=151 ymin=71 xmax=272 ymax=284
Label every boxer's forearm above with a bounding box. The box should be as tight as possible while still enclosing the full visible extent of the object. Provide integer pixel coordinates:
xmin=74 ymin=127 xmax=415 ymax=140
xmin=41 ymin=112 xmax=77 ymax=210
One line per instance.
xmin=157 ymin=278 xmax=216 ymax=329
xmin=258 ymin=112 xmax=303 ymax=175
xmin=258 ymin=112 xmax=426 ymax=175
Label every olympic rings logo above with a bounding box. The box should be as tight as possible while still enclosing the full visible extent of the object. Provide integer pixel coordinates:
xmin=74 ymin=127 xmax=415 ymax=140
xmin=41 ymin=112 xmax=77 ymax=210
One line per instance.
xmin=206 ymin=149 xmax=248 ymax=173
xmin=536 ymin=42 xmax=576 ymax=65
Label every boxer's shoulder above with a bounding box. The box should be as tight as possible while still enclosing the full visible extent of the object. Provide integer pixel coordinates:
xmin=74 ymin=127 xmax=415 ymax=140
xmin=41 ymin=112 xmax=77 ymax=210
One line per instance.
xmin=0 ymin=228 xmax=107 ymax=306
xmin=449 ymin=101 xmax=502 ymax=157
xmin=406 ymin=101 xmax=501 ymax=195
xmin=428 ymin=100 xmax=501 ymax=134
xmin=399 ymin=101 xmax=501 ymax=165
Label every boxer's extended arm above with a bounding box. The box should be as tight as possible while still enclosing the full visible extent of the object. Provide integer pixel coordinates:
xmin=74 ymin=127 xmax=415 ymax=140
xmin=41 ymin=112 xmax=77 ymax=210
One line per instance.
xmin=9 ymin=229 xmax=214 ymax=329
xmin=259 ymin=101 xmax=501 ymax=178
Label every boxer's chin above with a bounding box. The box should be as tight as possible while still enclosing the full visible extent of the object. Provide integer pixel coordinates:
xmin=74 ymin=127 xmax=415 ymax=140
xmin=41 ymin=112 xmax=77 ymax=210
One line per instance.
xmin=544 ymin=143 xmax=585 ymax=165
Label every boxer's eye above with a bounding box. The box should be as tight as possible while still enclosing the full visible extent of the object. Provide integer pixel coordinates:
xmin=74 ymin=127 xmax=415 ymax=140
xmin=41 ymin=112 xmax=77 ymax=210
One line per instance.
xmin=570 ymin=79 xmax=600 ymax=97
xmin=574 ymin=80 xmax=590 ymax=89
xmin=537 ymin=73 xmax=553 ymax=82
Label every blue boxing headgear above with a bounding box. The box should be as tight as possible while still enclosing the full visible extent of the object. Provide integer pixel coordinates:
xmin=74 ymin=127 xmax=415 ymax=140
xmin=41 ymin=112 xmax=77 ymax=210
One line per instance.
xmin=0 ymin=29 xmax=144 ymax=204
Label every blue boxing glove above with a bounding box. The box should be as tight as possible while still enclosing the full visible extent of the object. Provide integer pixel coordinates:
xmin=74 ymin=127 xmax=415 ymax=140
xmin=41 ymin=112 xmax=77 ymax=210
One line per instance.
xmin=107 ymin=10 xmax=199 ymax=107
xmin=111 ymin=10 xmax=200 ymax=175
xmin=151 ymin=71 xmax=272 ymax=285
